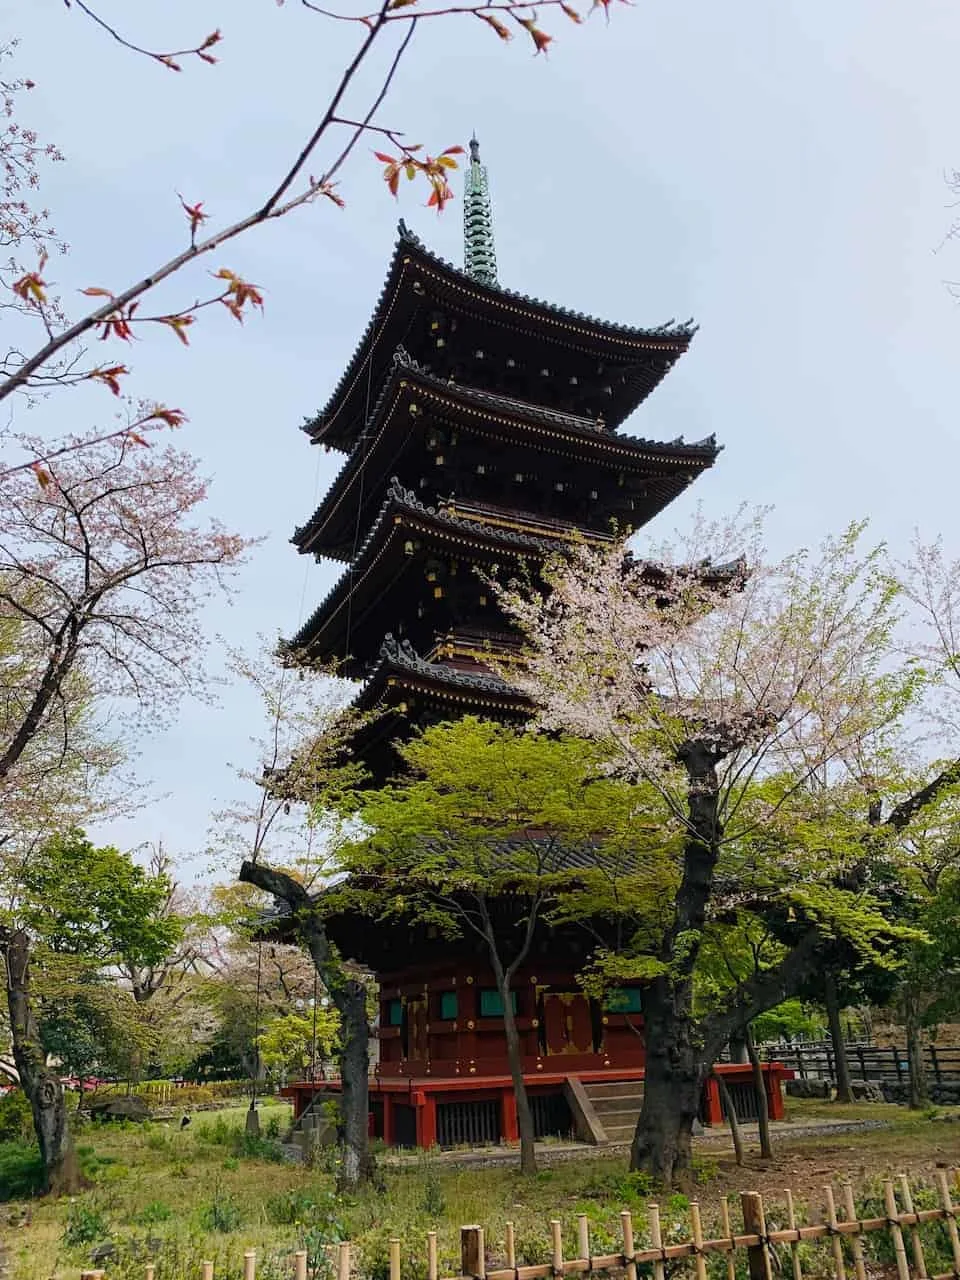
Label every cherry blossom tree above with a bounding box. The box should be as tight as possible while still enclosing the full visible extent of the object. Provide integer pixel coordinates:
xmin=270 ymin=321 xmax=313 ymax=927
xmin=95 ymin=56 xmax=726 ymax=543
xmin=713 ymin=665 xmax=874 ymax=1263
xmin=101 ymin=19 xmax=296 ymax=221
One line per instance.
xmin=498 ymin=519 xmax=935 ymax=1185
xmin=0 ymin=432 xmax=249 ymax=1194
xmin=209 ymin=643 xmax=376 ymax=1186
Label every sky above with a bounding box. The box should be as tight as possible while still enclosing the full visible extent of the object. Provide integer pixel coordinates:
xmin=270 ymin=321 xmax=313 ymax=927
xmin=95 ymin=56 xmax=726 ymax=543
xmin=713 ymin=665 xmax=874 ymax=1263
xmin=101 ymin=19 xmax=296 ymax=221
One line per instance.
xmin=6 ymin=0 xmax=960 ymax=874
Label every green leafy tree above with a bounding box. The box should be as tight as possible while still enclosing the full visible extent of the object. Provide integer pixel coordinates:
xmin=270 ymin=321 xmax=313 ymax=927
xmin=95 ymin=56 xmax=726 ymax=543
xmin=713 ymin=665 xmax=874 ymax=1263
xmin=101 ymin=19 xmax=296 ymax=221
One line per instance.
xmin=335 ymin=717 xmax=637 ymax=1175
xmin=1 ymin=830 xmax=180 ymax=1192
xmin=257 ymin=1008 xmax=339 ymax=1083
xmin=884 ymin=796 xmax=960 ymax=1106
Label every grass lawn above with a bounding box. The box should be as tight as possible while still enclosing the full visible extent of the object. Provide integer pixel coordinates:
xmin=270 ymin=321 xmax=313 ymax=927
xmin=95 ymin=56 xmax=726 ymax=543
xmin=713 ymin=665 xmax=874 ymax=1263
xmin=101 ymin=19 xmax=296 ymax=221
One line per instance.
xmin=2 ymin=1099 xmax=960 ymax=1280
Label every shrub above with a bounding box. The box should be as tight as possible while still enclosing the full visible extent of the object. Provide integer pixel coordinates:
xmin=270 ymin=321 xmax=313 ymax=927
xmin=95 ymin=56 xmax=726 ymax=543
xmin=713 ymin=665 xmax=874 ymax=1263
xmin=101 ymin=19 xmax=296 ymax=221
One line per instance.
xmin=0 ymin=1090 xmax=33 ymax=1143
xmin=266 ymin=1188 xmax=321 ymax=1226
xmin=198 ymin=1187 xmax=244 ymax=1233
xmin=420 ymin=1167 xmax=446 ymax=1218
xmin=132 ymin=1199 xmax=173 ymax=1226
xmin=62 ymin=1200 xmax=110 ymax=1247
xmin=0 ymin=1140 xmax=44 ymax=1199
xmin=357 ymin=1235 xmax=392 ymax=1280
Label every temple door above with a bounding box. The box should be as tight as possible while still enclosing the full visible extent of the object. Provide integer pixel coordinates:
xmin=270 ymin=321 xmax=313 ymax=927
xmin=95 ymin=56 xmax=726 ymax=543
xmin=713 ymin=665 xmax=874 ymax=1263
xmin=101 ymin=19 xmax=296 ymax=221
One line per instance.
xmin=542 ymin=993 xmax=593 ymax=1055
xmin=406 ymin=997 xmax=428 ymax=1063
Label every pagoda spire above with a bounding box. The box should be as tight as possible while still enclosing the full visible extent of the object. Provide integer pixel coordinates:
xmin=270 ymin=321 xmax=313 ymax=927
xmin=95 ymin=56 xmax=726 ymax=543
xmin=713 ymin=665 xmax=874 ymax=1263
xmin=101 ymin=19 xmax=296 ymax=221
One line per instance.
xmin=463 ymin=134 xmax=498 ymax=287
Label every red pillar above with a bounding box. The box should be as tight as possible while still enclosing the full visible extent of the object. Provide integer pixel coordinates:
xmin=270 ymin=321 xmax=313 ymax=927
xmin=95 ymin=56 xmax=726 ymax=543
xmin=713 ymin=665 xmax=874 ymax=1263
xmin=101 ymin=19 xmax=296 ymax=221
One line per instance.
xmin=502 ymin=1088 xmax=519 ymax=1142
xmin=766 ymin=1066 xmax=786 ymax=1121
xmin=414 ymin=1091 xmax=437 ymax=1148
xmin=382 ymin=1094 xmax=395 ymax=1147
xmin=702 ymin=1073 xmax=723 ymax=1126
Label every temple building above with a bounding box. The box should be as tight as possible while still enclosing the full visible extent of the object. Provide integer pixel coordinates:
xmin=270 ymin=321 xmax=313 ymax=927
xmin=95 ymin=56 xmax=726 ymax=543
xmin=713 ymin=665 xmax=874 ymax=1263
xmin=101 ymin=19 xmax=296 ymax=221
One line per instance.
xmin=281 ymin=140 xmax=789 ymax=1147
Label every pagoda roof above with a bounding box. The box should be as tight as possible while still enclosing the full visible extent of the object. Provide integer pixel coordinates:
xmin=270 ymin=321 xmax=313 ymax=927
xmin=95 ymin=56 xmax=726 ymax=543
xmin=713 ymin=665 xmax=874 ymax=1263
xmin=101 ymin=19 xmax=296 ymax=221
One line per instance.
xmin=306 ymin=223 xmax=696 ymax=451
xmin=287 ymin=481 xmax=574 ymax=670
xmin=293 ymin=350 xmax=719 ymax=560
xmin=358 ymin=634 xmax=529 ymax=714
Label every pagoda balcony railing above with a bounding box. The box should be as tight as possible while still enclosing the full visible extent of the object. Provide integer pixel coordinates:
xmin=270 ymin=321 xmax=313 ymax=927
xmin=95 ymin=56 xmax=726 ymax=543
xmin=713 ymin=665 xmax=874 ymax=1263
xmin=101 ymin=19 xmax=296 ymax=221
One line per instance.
xmin=439 ymin=498 xmax=614 ymax=547
xmin=426 ymin=627 xmax=526 ymax=667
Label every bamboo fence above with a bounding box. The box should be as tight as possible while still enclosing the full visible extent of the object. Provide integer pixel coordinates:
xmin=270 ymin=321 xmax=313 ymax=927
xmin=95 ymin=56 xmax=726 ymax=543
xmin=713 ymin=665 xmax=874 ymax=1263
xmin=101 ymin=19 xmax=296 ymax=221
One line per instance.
xmin=77 ymin=1168 xmax=960 ymax=1280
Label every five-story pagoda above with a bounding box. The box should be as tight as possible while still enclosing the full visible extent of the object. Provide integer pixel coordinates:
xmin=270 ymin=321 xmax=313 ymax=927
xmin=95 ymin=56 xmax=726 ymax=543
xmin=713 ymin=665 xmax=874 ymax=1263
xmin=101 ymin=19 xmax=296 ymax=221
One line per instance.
xmin=279 ymin=144 xmax=791 ymax=1148
xmin=288 ymin=138 xmax=720 ymax=772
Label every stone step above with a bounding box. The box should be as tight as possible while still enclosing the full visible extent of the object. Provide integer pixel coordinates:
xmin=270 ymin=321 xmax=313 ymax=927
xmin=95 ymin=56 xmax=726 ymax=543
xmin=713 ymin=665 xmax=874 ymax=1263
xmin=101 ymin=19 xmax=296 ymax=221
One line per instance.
xmin=602 ymin=1125 xmax=638 ymax=1143
xmin=590 ymin=1103 xmax=643 ymax=1123
xmin=588 ymin=1095 xmax=644 ymax=1115
xmin=589 ymin=1089 xmax=644 ymax=1105
xmin=582 ymin=1081 xmax=646 ymax=1102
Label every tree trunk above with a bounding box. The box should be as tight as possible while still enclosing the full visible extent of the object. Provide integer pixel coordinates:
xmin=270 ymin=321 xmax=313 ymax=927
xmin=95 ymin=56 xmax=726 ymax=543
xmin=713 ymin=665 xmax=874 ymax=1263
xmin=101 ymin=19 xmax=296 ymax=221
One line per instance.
xmin=499 ymin=976 xmax=537 ymax=1175
xmin=237 ymin=859 xmax=374 ymax=1187
xmin=744 ymin=1023 xmax=772 ymax=1160
xmin=631 ymin=741 xmax=724 ymax=1188
xmin=2 ymin=928 xmax=79 ymax=1195
xmin=823 ymin=970 xmax=853 ymax=1103
xmin=903 ymin=990 xmax=929 ymax=1109
xmin=713 ymin=1072 xmax=744 ymax=1166
xmin=728 ymin=1033 xmax=749 ymax=1064
xmin=630 ymin=977 xmax=711 ymax=1187
xmin=336 ymin=979 xmax=373 ymax=1189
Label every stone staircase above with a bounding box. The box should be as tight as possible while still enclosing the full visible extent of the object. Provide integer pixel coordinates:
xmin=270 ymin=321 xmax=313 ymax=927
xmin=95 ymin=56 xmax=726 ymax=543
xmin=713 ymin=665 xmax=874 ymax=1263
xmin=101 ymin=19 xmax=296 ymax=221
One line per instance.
xmin=580 ymin=1079 xmax=645 ymax=1145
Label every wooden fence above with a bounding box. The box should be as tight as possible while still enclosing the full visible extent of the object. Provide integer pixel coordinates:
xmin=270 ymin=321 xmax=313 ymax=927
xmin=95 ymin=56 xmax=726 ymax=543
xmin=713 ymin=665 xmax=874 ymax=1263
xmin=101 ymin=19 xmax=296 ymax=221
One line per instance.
xmin=762 ymin=1043 xmax=960 ymax=1086
xmin=77 ymin=1169 xmax=960 ymax=1280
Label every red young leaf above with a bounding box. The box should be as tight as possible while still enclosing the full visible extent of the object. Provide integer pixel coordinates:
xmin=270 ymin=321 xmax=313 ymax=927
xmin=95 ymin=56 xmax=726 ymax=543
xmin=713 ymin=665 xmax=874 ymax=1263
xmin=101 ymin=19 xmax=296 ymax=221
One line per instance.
xmin=518 ymin=19 xmax=552 ymax=53
xmin=178 ymin=195 xmax=209 ymax=236
xmin=477 ymin=12 xmax=512 ymax=39
xmin=30 ymin=461 xmax=51 ymax=488
xmin=81 ymin=287 xmax=115 ymax=299
xmin=161 ymin=314 xmax=195 ymax=346
xmin=321 ymin=184 xmax=346 ymax=209
xmin=13 ymin=271 xmax=47 ymax=305
xmin=374 ymin=151 xmax=397 ymax=163
xmin=146 ymin=405 xmax=188 ymax=429
xmin=88 ymin=364 xmax=129 ymax=396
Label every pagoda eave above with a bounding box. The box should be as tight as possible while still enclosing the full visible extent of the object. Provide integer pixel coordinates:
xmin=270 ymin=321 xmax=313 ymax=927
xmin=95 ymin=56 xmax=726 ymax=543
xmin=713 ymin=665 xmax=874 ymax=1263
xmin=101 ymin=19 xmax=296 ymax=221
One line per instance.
xmin=293 ymin=357 xmax=718 ymax=561
xmin=287 ymin=487 xmax=575 ymax=670
xmin=306 ymin=225 xmax=696 ymax=453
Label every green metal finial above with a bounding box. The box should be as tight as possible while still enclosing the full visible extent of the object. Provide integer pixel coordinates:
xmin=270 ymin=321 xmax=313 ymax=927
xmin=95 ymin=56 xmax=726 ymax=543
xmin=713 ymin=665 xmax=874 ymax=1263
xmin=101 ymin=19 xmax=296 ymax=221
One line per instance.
xmin=464 ymin=134 xmax=498 ymax=287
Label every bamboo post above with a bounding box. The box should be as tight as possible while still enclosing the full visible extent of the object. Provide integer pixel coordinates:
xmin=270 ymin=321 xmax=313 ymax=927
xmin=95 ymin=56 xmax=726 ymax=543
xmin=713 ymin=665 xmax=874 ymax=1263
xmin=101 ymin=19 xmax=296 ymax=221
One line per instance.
xmin=898 ymin=1174 xmax=928 ymax=1280
xmin=824 ymin=1186 xmax=847 ymax=1280
xmin=621 ymin=1209 xmax=638 ymax=1280
xmin=243 ymin=1249 xmax=256 ymax=1280
xmin=720 ymin=1197 xmax=737 ymax=1280
xmin=505 ymin=1223 xmax=516 ymax=1271
xmin=338 ymin=1241 xmax=351 ymax=1280
xmin=145 ymin=1266 xmax=155 ymax=1280
xmin=883 ymin=1180 xmax=910 ymax=1280
xmin=689 ymin=1201 xmax=708 ymax=1280
xmin=784 ymin=1190 xmax=803 ymax=1280
xmin=390 ymin=1238 xmax=402 ymax=1280
xmin=201 ymin=1264 xmax=214 ymax=1280
xmin=646 ymin=1204 xmax=663 ymax=1280
xmin=577 ymin=1214 xmax=590 ymax=1266
xmin=428 ymin=1231 xmax=438 ymax=1280
xmin=461 ymin=1226 xmax=485 ymax=1280
xmin=935 ymin=1170 xmax=960 ymax=1277
xmin=295 ymin=1251 xmax=308 ymax=1280
xmin=841 ymin=1182 xmax=867 ymax=1280
xmin=550 ymin=1221 xmax=563 ymax=1276
xmin=741 ymin=1192 xmax=772 ymax=1280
